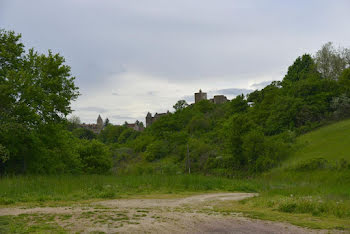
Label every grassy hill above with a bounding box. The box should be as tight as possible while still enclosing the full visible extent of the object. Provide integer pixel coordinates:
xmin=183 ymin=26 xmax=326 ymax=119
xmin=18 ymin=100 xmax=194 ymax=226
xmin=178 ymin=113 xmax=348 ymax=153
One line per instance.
xmin=284 ymin=119 xmax=350 ymax=167
xmin=234 ymin=120 xmax=350 ymax=229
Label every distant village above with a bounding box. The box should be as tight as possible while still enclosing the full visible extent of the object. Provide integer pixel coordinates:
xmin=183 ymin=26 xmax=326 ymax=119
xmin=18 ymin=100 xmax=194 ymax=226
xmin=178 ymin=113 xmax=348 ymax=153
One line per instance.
xmin=81 ymin=90 xmax=229 ymax=134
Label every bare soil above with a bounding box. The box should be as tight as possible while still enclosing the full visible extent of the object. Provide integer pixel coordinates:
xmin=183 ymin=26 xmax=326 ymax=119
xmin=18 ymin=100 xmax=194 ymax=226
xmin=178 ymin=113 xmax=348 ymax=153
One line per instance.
xmin=0 ymin=193 xmax=332 ymax=233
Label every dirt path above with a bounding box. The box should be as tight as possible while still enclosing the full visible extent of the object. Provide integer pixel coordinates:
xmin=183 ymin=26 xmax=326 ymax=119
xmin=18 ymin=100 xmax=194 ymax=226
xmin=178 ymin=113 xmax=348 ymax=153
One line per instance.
xmin=0 ymin=193 xmax=331 ymax=233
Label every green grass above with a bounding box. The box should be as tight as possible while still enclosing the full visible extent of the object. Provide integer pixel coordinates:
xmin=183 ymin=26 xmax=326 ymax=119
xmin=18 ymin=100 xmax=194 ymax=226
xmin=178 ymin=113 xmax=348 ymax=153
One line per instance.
xmin=284 ymin=119 xmax=350 ymax=167
xmin=0 ymin=214 xmax=65 ymax=233
xmin=0 ymin=174 xmax=259 ymax=205
xmin=237 ymin=119 xmax=350 ymax=229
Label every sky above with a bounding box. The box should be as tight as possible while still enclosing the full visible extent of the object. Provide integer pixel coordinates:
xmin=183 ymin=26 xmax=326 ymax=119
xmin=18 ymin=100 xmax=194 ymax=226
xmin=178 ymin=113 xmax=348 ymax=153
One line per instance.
xmin=1 ymin=0 xmax=350 ymax=124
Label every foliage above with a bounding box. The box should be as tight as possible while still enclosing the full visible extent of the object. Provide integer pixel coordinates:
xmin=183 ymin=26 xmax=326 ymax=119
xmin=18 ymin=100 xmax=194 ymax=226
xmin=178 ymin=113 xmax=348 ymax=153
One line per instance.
xmin=144 ymin=140 xmax=169 ymax=162
xmin=72 ymin=127 xmax=96 ymax=140
xmin=173 ymin=100 xmax=188 ymax=112
xmin=2 ymin=29 xmax=350 ymax=180
xmin=77 ymin=139 xmax=112 ymax=174
xmin=66 ymin=115 xmax=81 ymax=131
xmin=104 ymin=118 xmax=110 ymax=126
xmin=314 ymin=42 xmax=349 ymax=80
xmin=0 ymin=29 xmax=114 ymax=174
xmin=282 ymin=54 xmax=320 ymax=86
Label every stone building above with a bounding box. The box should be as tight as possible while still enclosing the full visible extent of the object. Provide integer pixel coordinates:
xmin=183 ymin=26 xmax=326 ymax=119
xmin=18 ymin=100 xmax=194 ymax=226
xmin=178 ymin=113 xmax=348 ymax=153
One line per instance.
xmin=195 ymin=89 xmax=228 ymax=104
xmin=126 ymin=122 xmax=145 ymax=132
xmin=194 ymin=89 xmax=207 ymax=103
xmin=212 ymin=95 xmax=228 ymax=104
xmin=81 ymin=115 xmax=104 ymax=134
xmin=146 ymin=112 xmax=168 ymax=127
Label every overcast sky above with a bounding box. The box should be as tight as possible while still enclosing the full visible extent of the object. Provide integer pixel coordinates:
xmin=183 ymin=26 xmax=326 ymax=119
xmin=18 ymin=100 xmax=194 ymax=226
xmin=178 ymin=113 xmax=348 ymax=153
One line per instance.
xmin=1 ymin=0 xmax=350 ymax=124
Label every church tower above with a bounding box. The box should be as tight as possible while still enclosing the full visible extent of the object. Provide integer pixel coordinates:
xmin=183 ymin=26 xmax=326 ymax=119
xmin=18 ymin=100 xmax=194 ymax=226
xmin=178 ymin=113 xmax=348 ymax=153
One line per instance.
xmin=146 ymin=112 xmax=153 ymax=127
xmin=97 ymin=115 xmax=103 ymax=128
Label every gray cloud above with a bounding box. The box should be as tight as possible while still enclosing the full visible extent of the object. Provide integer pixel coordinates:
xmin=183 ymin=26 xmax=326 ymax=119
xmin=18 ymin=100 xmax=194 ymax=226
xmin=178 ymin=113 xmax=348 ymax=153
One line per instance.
xmin=181 ymin=95 xmax=194 ymax=103
xmin=77 ymin=106 xmax=108 ymax=113
xmin=147 ymin=91 xmax=157 ymax=96
xmin=1 ymin=0 xmax=350 ymax=123
xmin=111 ymin=115 xmax=135 ymax=120
xmin=250 ymin=80 xmax=274 ymax=89
xmin=209 ymin=88 xmax=253 ymax=96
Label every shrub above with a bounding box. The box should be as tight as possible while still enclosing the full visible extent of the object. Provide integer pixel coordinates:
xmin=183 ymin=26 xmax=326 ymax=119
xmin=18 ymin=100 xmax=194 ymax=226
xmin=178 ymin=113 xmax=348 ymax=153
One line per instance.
xmin=293 ymin=158 xmax=330 ymax=171
xmin=72 ymin=128 xmax=96 ymax=140
xmin=77 ymin=139 xmax=112 ymax=174
xmin=144 ymin=140 xmax=169 ymax=162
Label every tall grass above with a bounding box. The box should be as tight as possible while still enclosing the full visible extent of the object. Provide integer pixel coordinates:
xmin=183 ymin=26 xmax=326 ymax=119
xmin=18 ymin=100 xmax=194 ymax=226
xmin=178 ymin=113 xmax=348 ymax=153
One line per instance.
xmin=0 ymin=174 xmax=259 ymax=204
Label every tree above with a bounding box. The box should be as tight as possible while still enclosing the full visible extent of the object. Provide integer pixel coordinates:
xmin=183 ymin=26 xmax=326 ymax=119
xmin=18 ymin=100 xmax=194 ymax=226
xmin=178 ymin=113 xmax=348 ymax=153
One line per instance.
xmin=104 ymin=118 xmax=110 ymax=127
xmin=72 ymin=128 xmax=96 ymax=140
xmin=0 ymin=29 xmax=79 ymax=173
xmin=173 ymin=100 xmax=188 ymax=112
xmin=67 ymin=115 xmax=81 ymax=131
xmin=339 ymin=68 xmax=350 ymax=95
xmin=0 ymin=30 xmax=79 ymax=126
xmin=282 ymin=54 xmax=320 ymax=86
xmin=314 ymin=42 xmax=348 ymax=80
xmin=77 ymin=139 xmax=112 ymax=174
xmin=230 ymin=94 xmax=248 ymax=113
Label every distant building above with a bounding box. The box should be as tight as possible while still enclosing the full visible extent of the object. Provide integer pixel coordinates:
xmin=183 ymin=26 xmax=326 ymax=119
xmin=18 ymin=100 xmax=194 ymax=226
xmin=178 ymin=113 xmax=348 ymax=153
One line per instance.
xmin=146 ymin=112 xmax=168 ymax=127
xmin=81 ymin=115 xmax=104 ymax=134
xmin=144 ymin=90 xmax=230 ymax=128
xmin=212 ymin=95 xmax=228 ymax=104
xmin=194 ymin=89 xmax=207 ymax=103
xmin=195 ymin=89 xmax=228 ymax=104
xmin=125 ymin=122 xmax=145 ymax=132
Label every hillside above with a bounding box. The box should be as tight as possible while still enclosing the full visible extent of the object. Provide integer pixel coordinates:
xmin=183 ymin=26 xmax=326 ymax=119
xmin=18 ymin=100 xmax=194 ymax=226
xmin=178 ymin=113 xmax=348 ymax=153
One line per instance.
xmin=283 ymin=119 xmax=350 ymax=167
xmin=225 ymin=121 xmax=350 ymax=230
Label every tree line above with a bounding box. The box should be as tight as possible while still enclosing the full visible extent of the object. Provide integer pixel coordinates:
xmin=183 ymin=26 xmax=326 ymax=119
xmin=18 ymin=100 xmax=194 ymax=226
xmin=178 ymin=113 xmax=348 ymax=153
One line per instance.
xmin=1 ymin=29 xmax=349 ymax=176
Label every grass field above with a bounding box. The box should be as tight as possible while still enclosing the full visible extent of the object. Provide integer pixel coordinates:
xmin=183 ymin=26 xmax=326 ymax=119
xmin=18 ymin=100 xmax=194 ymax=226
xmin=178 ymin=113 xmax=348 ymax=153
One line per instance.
xmin=1 ymin=120 xmax=350 ymax=231
xmin=0 ymin=174 xmax=259 ymax=205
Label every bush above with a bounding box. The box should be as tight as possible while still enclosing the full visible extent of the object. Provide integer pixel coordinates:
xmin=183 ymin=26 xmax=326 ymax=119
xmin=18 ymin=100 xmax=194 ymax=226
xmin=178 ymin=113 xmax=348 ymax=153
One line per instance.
xmin=72 ymin=128 xmax=96 ymax=140
xmin=144 ymin=140 xmax=169 ymax=162
xmin=291 ymin=157 xmax=350 ymax=171
xmin=77 ymin=139 xmax=112 ymax=174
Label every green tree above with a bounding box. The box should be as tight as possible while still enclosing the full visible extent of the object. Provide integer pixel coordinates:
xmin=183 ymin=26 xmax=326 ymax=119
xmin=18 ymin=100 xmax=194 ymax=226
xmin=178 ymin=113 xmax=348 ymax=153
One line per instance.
xmin=72 ymin=128 xmax=96 ymax=140
xmin=339 ymin=68 xmax=350 ymax=95
xmin=67 ymin=115 xmax=81 ymax=131
xmin=230 ymin=94 xmax=248 ymax=113
xmin=173 ymin=100 xmax=188 ymax=112
xmin=144 ymin=140 xmax=169 ymax=162
xmin=282 ymin=54 xmax=320 ymax=86
xmin=77 ymin=139 xmax=112 ymax=174
xmin=104 ymin=118 xmax=110 ymax=127
xmin=315 ymin=42 xmax=348 ymax=80
xmin=0 ymin=29 xmax=79 ymax=173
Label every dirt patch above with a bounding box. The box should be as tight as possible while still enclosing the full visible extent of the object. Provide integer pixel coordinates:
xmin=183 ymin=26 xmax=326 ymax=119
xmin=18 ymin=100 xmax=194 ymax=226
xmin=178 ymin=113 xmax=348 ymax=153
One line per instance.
xmin=94 ymin=192 xmax=258 ymax=208
xmin=0 ymin=193 xmax=332 ymax=233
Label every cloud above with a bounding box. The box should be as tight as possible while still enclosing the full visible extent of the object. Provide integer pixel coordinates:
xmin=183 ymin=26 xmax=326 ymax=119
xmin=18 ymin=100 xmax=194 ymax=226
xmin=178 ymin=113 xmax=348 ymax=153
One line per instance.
xmin=147 ymin=91 xmax=157 ymax=96
xmin=111 ymin=115 xmax=137 ymax=121
xmin=77 ymin=106 xmax=108 ymax=113
xmin=2 ymin=0 xmax=350 ymax=123
xmin=250 ymin=80 xmax=274 ymax=89
xmin=209 ymin=88 xmax=253 ymax=96
xmin=181 ymin=95 xmax=194 ymax=103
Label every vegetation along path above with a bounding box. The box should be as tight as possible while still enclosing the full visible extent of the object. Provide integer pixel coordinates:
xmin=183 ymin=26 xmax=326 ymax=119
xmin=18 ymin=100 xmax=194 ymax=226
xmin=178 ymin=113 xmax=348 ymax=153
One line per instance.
xmin=0 ymin=193 xmax=336 ymax=233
